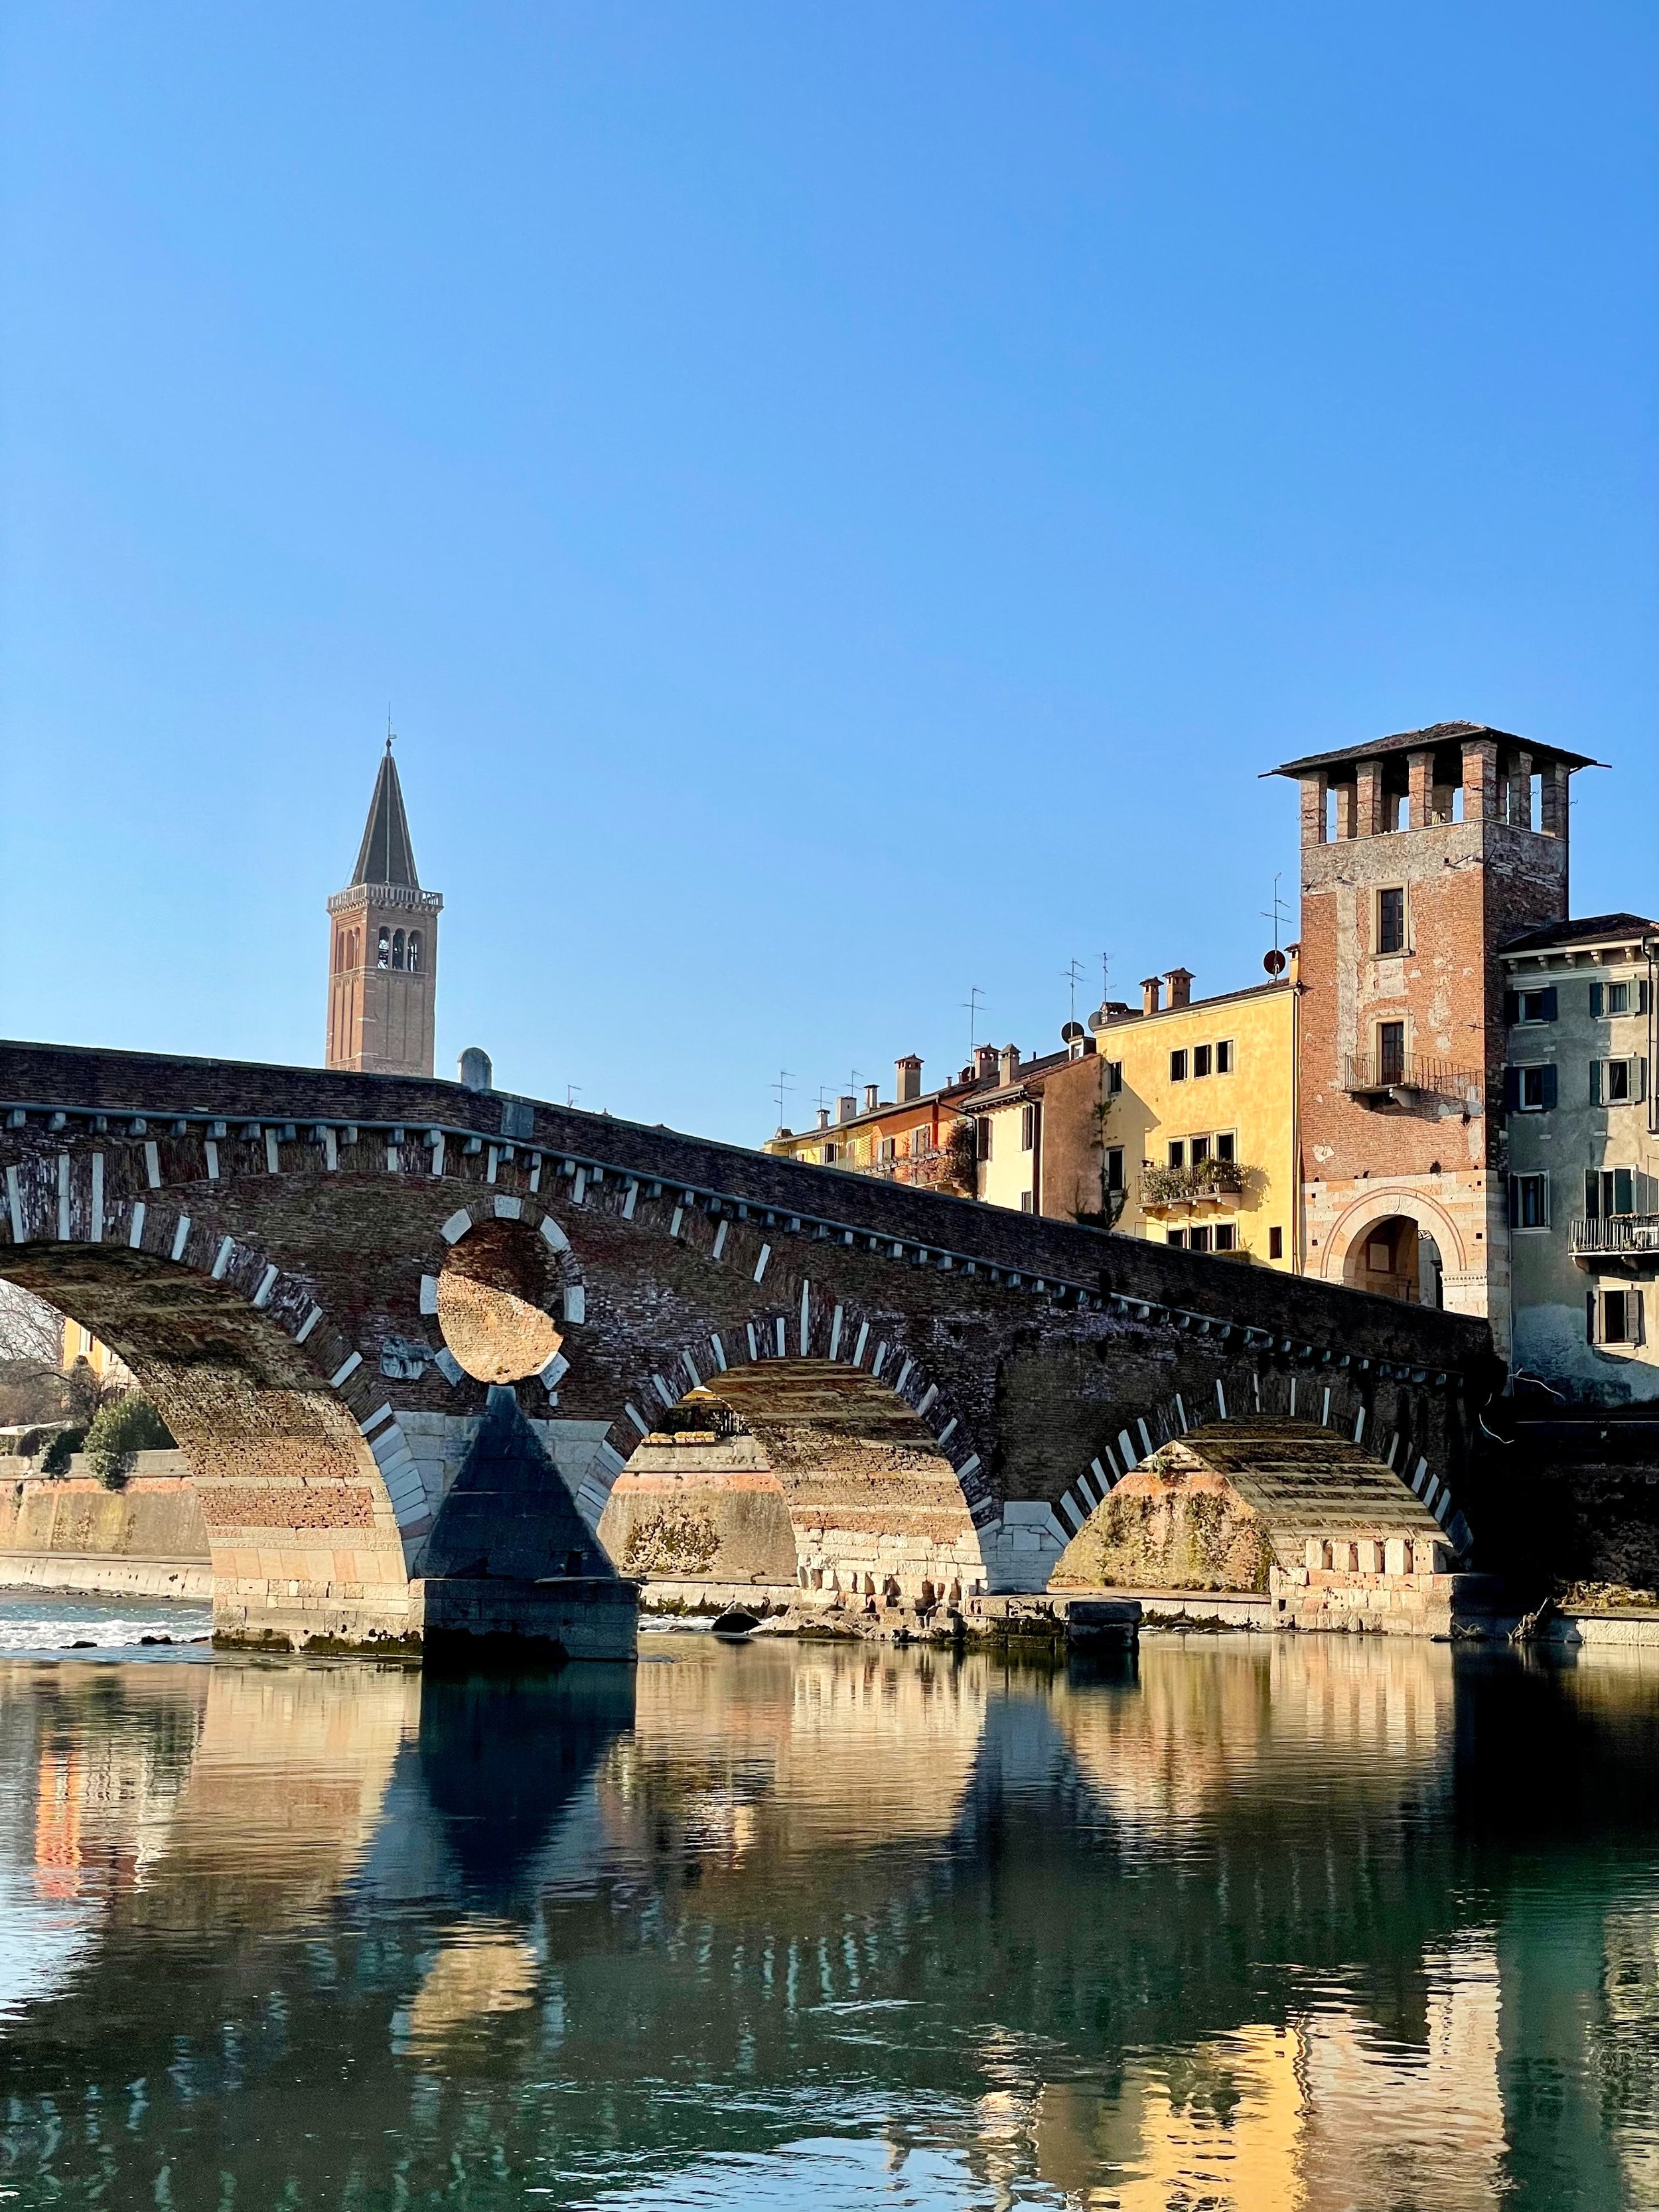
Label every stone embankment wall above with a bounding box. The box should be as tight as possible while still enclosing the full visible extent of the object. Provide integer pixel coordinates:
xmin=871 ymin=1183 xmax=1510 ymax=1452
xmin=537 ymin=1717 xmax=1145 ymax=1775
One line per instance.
xmin=0 ymin=1455 xmax=212 ymax=1599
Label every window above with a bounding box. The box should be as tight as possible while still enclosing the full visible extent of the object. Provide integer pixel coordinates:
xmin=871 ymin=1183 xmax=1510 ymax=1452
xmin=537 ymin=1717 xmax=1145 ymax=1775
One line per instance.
xmin=1586 ymin=1169 xmax=1635 ymax=1219
xmin=1166 ymin=1228 xmax=1187 ymax=1249
xmin=1104 ymin=1059 xmax=1123 ymax=1096
xmin=1167 ymin=1140 xmax=1186 ymax=1169
xmin=1214 ymin=1224 xmax=1236 ymax=1252
xmin=1106 ymin=1147 xmax=1125 ymax=1192
xmin=822 ymin=1142 xmax=839 ymax=1164
xmin=975 ymin=1119 xmax=991 ymax=1161
xmin=1190 ymin=1135 xmax=1211 ymax=1165
xmin=1170 ymin=1050 xmax=1189 ymax=1082
xmin=1590 ymin=1288 xmax=1644 ymax=1347
xmin=1589 ymin=981 xmax=1642 ymax=1017
xmin=879 ymin=1136 xmax=897 ymax=1162
xmin=1509 ymin=986 xmax=1557 ymax=1025
xmin=1020 ymin=1103 xmax=1036 ymax=1151
xmin=910 ymin=1126 xmax=929 ymax=1157
xmin=1377 ymin=1021 xmax=1406 ymax=1088
xmin=1215 ymin=1041 xmax=1233 ymax=1074
xmin=1593 ymin=1058 xmax=1646 ymax=1106
xmin=1189 ymin=1226 xmax=1213 ymax=1253
xmin=407 ymin=932 xmax=422 ymax=975
xmin=1510 ymin=1173 xmax=1549 ymax=1228
xmin=1192 ymin=1044 xmax=1212 ymax=1079
xmin=392 ymin=929 xmax=405 ymax=970
xmin=1504 ymin=1063 xmax=1557 ymax=1111
xmin=1377 ymin=887 xmax=1406 ymax=954
xmin=1268 ymin=1226 xmax=1284 ymax=1260
xmin=1215 ymin=1130 xmax=1236 ymax=1163
xmin=376 ymin=928 xmax=391 ymax=968
xmin=1019 ymin=1191 xmax=1034 ymax=1213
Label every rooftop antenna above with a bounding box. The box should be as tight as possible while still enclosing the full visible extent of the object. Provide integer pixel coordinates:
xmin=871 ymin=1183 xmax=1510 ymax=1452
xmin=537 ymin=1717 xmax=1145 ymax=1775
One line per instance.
xmin=1062 ymin=958 xmax=1085 ymax=1026
xmin=1100 ymin=951 xmax=1114 ymax=1002
xmin=815 ymin=1085 xmax=832 ymax=1118
xmin=962 ymin=986 xmax=985 ymax=1062
xmin=772 ymin=1068 xmax=796 ymax=1125
xmin=386 ymin=704 xmax=396 ymax=757
xmin=1261 ymin=872 xmax=1291 ymax=953
xmin=845 ymin=1068 xmax=862 ymax=1102
xmin=565 ymin=1083 xmax=582 ymax=1108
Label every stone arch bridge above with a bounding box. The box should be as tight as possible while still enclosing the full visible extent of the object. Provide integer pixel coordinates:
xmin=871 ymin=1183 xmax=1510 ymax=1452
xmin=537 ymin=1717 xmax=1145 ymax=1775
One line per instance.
xmin=0 ymin=1042 xmax=1494 ymax=1649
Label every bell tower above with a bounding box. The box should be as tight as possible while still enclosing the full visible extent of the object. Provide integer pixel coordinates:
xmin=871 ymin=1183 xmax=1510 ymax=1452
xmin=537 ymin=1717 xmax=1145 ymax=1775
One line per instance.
xmin=325 ymin=739 xmax=443 ymax=1076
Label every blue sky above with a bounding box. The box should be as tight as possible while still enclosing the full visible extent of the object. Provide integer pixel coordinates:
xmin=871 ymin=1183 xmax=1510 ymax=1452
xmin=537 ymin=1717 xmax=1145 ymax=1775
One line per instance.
xmin=3 ymin=2 xmax=1654 ymax=1142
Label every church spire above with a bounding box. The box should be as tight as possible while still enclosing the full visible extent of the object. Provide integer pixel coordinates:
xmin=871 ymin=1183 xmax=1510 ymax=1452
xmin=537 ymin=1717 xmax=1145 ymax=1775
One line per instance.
xmin=350 ymin=735 xmax=421 ymax=889
xmin=326 ymin=733 xmax=443 ymax=1077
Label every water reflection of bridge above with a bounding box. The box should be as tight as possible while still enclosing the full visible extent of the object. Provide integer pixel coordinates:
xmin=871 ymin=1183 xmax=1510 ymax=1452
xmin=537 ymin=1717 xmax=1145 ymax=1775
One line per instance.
xmin=2 ymin=1640 xmax=1658 ymax=2206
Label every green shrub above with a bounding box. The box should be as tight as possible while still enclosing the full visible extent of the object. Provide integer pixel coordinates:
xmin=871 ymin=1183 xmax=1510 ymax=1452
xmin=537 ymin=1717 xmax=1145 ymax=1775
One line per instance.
xmin=82 ymin=1396 xmax=175 ymax=1491
xmin=40 ymin=1427 xmax=84 ymax=1477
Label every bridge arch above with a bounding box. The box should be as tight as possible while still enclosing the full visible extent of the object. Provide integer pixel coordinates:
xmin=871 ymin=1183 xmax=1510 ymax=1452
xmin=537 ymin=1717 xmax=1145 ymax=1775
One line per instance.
xmin=0 ymin=1220 xmax=415 ymax=1647
xmin=596 ymin=1360 xmax=985 ymax=1603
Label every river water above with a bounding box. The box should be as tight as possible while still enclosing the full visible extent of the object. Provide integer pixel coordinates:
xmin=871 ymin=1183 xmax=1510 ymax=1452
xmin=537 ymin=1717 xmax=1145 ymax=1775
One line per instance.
xmin=3 ymin=1602 xmax=1659 ymax=2209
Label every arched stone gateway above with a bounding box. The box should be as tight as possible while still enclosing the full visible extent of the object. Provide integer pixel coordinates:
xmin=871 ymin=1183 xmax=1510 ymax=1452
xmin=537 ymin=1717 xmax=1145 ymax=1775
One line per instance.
xmin=0 ymin=1041 xmax=1494 ymax=1649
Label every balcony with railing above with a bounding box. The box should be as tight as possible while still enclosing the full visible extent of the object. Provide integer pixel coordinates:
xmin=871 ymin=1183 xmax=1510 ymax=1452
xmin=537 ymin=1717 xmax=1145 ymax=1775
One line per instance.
xmin=1570 ymin=1215 xmax=1659 ymax=1267
xmin=1344 ymin=1051 xmax=1479 ymax=1104
xmin=1139 ymin=1158 xmax=1248 ymax=1212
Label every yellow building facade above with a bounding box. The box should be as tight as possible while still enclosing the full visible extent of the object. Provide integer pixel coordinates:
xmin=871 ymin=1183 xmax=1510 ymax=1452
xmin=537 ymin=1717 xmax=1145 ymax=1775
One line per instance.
xmin=763 ymin=970 xmax=1301 ymax=1272
xmin=1039 ymin=970 xmax=1300 ymax=1270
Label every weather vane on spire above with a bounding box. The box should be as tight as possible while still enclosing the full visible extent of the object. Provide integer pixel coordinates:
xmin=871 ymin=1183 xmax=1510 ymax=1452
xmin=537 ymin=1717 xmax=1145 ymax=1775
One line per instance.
xmin=386 ymin=704 xmax=396 ymax=756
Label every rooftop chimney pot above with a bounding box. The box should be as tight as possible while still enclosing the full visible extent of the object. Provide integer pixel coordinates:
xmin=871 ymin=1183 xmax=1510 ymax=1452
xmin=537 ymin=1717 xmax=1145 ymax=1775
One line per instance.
xmin=1141 ymin=977 xmax=1163 ymax=1017
xmin=1165 ymin=968 xmax=1193 ymax=1009
xmin=895 ymin=1054 xmax=924 ymax=1103
xmin=863 ymin=1083 xmax=879 ymax=1112
xmin=837 ymin=1094 xmax=857 ymax=1124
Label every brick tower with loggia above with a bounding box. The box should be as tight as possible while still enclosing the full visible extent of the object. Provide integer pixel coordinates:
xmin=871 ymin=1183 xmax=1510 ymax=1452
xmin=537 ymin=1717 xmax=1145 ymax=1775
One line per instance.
xmin=1271 ymin=720 xmax=1598 ymax=1352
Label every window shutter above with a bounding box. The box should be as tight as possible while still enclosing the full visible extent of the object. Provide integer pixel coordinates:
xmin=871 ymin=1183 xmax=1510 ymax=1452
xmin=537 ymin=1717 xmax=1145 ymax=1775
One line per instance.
xmin=1503 ymin=1067 xmax=1521 ymax=1111
xmin=1638 ymin=1059 xmax=1650 ymax=1104
xmin=1587 ymin=1291 xmax=1598 ymax=1346
xmin=1540 ymin=986 xmax=1557 ymax=1021
xmin=1591 ymin=982 xmax=1605 ymax=1017
xmin=1640 ymin=980 xmax=1652 ymax=1015
xmin=1635 ymin=1290 xmax=1646 ymax=1347
xmin=1540 ymin=1065 xmax=1557 ymax=1110
xmin=1586 ymin=1170 xmax=1600 ymax=1218
xmin=1591 ymin=1061 xmax=1603 ymax=1106
xmin=1542 ymin=1173 xmax=1551 ymax=1226
xmin=1615 ymin=1168 xmax=1634 ymax=1216
xmin=1504 ymin=992 xmax=1518 ymax=1026
xmin=1508 ymin=1177 xmax=1519 ymax=1224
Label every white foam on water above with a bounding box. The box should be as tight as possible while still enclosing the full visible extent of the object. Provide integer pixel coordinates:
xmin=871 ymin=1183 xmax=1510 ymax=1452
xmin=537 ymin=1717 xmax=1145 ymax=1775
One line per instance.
xmin=0 ymin=1587 xmax=212 ymax=1655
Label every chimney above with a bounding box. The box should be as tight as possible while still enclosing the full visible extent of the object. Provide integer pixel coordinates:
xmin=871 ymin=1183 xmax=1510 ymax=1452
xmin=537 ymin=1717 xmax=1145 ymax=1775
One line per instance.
xmin=1141 ymin=976 xmax=1163 ymax=1016
xmin=815 ymin=1107 xmax=831 ymax=1130
xmin=998 ymin=1043 xmax=1021 ymax=1087
xmin=895 ymin=1054 xmax=923 ymax=1103
xmin=975 ymin=1045 xmax=999 ymax=1080
xmin=837 ymin=1094 xmax=857 ymax=1123
xmin=1165 ymin=968 xmax=1193 ymax=1009
xmin=863 ymin=1084 xmax=879 ymax=1112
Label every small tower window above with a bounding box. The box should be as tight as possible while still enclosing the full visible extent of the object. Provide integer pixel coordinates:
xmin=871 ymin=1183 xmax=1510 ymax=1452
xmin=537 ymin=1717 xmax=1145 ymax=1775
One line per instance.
xmin=392 ymin=929 xmax=405 ymax=970
xmin=377 ymin=928 xmax=390 ymax=968
xmin=407 ymin=931 xmax=422 ymax=975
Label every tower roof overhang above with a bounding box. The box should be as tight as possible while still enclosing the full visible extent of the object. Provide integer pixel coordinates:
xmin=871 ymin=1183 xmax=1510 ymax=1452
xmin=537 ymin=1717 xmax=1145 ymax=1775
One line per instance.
xmin=1263 ymin=722 xmax=1607 ymax=780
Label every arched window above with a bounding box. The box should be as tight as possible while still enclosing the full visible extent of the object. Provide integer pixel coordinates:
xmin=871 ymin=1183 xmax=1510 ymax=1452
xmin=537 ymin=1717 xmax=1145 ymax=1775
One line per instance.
xmin=407 ymin=931 xmax=421 ymax=975
xmin=377 ymin=928 xmax=390 ymax=968
xmin=392 ymin=929 xmax=405 ymax=970
xmin=349 ymin=929 xmax=359 ymax=970
xmin=333 ymin=932 xmax=344 ymax=974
